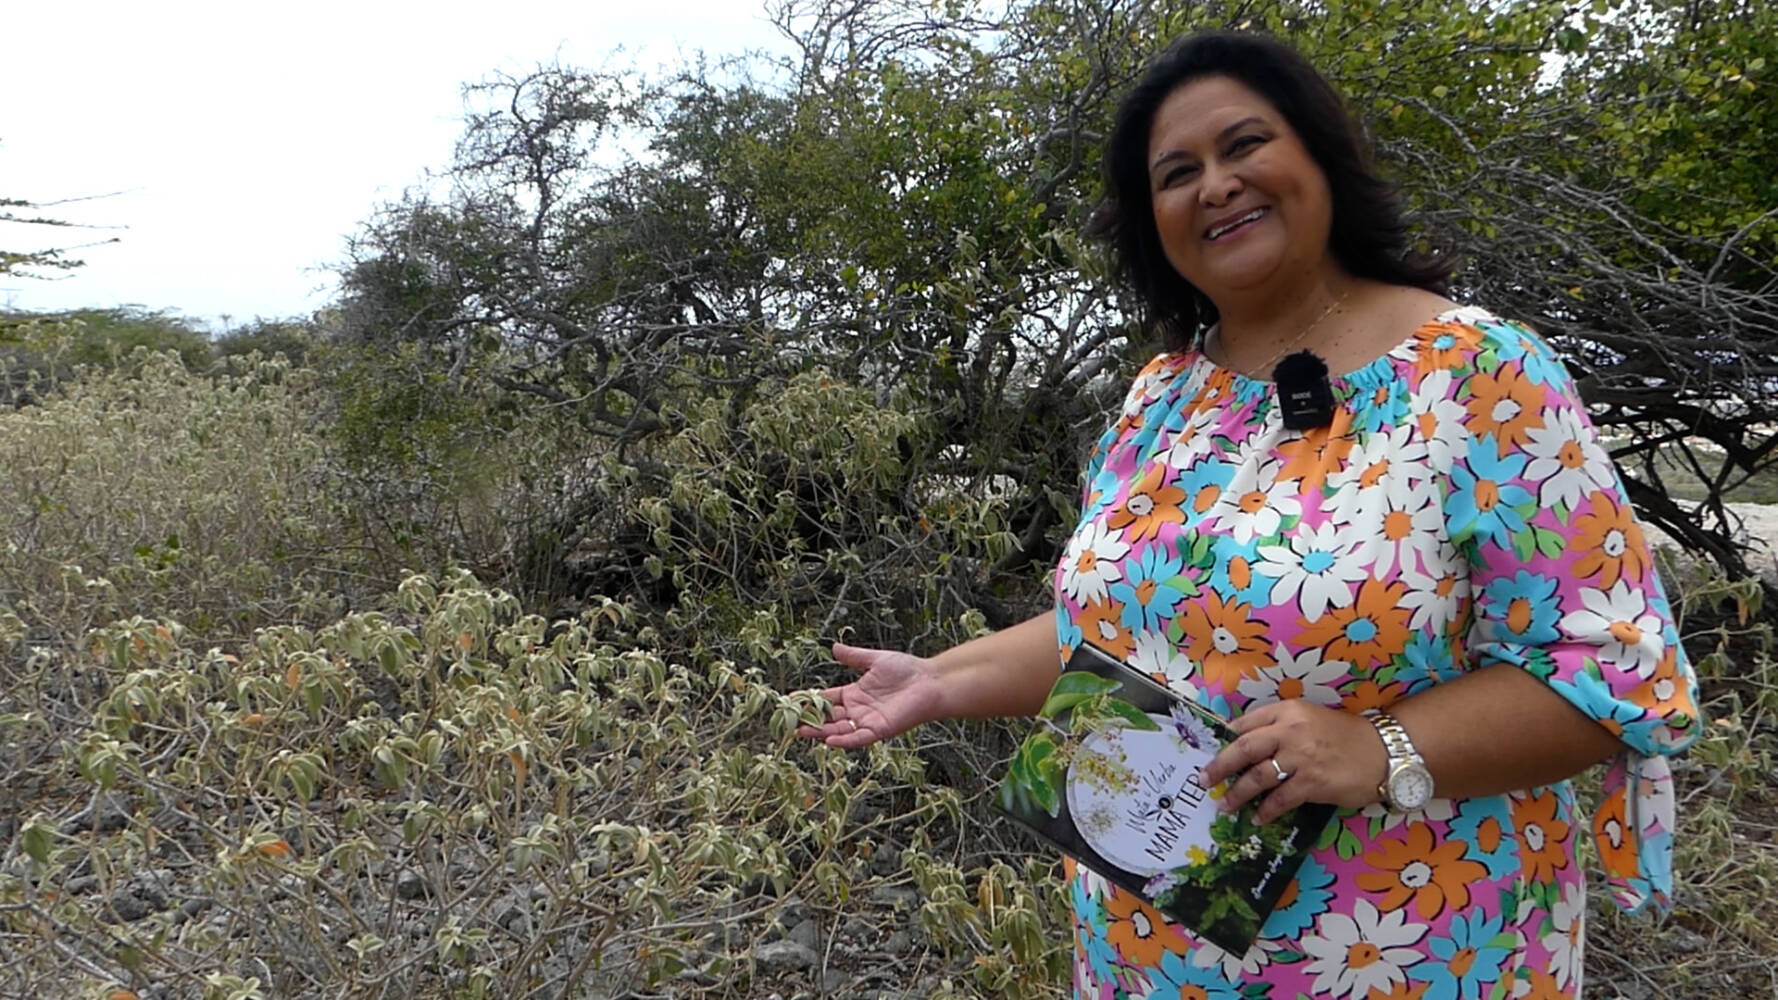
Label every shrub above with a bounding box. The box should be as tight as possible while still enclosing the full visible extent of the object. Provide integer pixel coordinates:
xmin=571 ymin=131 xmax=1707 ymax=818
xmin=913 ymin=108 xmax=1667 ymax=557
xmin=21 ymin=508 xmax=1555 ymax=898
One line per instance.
xmin=0 ymin=573 xmax=1070 ymax=999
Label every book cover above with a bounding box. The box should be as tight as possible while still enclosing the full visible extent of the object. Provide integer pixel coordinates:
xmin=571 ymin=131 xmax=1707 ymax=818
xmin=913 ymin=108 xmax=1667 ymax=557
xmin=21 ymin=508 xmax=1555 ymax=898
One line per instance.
xmin=994 ymin=643 xmax=1335 ymax=955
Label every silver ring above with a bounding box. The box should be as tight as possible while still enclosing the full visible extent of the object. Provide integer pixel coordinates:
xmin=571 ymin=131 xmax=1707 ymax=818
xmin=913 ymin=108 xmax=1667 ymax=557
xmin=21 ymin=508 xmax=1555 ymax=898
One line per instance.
xmin=846 ymin=718 xmax=859 ymax=732
xmin=1269 ymin=758 xmax=1291 ymax=783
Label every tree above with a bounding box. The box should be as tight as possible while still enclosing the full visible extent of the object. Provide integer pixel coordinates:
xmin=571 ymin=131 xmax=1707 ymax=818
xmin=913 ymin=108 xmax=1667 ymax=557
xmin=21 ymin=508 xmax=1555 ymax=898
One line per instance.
xmin=332 ymin=0 xmax=1778 ymax=618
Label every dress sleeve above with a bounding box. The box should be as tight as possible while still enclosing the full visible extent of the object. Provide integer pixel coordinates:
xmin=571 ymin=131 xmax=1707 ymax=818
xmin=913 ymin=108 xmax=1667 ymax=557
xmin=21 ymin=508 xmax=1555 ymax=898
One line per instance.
xmin=1434 ymin=316 xmax=1702 ymax=913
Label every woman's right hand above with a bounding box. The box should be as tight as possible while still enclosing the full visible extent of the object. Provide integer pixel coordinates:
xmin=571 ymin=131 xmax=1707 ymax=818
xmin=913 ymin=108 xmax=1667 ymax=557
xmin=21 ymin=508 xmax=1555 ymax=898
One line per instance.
xmin=796 ymin=642 xmax=947 ymax=749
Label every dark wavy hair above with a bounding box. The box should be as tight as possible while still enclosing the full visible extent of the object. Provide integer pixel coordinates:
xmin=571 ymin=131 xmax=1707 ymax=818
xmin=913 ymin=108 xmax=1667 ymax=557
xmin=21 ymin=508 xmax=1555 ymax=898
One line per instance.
xmin=1091 ymin=31 xmax=1453 ymax=349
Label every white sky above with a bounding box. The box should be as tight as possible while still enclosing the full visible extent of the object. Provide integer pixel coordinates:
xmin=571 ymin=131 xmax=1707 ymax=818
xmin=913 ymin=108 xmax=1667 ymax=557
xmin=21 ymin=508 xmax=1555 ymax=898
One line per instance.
xmin=0 ymin=1 xmax=792 ymax=331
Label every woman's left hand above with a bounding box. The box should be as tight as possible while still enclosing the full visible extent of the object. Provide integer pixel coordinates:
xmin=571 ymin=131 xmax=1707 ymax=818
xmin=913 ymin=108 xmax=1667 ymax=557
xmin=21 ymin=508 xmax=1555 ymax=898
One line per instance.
xmin=1199 ymin=700 xmax=1391 ymax=824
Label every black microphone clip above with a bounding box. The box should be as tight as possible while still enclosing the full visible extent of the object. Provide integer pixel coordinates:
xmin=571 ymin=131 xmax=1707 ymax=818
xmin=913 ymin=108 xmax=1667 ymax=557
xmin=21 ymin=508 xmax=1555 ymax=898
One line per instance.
xmin=1274 ymin=350 xmax=1335 ymax=431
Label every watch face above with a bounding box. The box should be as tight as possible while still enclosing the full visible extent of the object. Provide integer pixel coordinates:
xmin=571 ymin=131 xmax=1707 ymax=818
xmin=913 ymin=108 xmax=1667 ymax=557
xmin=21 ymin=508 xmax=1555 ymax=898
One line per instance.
xmin=1388 ymin=764 xmax=1434 ymax=811
xmin=1065 ymin=715 xmax=1221 ymax=876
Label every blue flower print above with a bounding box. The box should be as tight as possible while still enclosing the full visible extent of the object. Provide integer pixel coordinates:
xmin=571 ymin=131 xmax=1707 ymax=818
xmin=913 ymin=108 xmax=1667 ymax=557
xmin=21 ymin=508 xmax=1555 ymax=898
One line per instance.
xmin=1409 ymin=909 xmax=1511 ymax=1000
xmin=1484 ymin=321 xmax=1566 ymax=387
xmin=1446 ymin=435 xmax=1533 ymax=549
xmin=1391 ymin=631 xmax=1451 ymax=693
xmin=1549 ymin=670 xmax=1660 ymax=753
xmin=1083 ymin=462 xmax=1124 ymax=521
xmin=1232 ymin=374 xmax=1271 ymax=408
xmin=1147 ymin=950 xmax=1243 ymax=1000
xmin=1208 ymin=533 xmax=1274 ymax=605
xmin=1259 ymin=854 xmax=1335 ymax=939
xmin=1174 ymin=457 xmax=1236 ymax=517
xmin=1056 ymin=605 xmax=1084 ymax=659
xmin=1449 ymin=797 xmax=1518 ymax=879
xmin=1071 ymin=876 xmax=1121 ymax=984
xmin=1478 ymin=571 xmax=1562 ymax=646
xmin=1109 ymin=546 xmax=1188 ymax=634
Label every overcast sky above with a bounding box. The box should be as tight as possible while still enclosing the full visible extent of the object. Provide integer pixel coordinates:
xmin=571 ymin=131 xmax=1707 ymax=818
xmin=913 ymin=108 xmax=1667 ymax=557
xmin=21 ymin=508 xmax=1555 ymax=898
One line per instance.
xmin=1 ymin=1 xmax=792 ymax=330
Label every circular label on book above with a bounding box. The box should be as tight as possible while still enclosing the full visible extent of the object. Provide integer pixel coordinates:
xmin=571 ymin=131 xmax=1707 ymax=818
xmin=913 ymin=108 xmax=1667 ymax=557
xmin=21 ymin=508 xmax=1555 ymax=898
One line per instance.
xmin=1065 ymin=713 xmax=1222 ymax=877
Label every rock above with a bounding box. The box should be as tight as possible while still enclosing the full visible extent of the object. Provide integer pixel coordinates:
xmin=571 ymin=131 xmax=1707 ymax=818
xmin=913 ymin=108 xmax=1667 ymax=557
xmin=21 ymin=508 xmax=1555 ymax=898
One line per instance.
xmin=866 ymin=886 xmax=921 ymax=911
xmin=106 ymin=889 xmax=155 ymax=922
xmin=840 ymin=917 xmax=878 ymax=943
xmin=881 ymin=930 xmax=912 ymax=955
xmin=62 ymin=790 xmax=131 ymax=835
xmin=1666 ymin=926 xmax=1709 ymax=953
xmin=395 ymin=870 xmax=428 ymax=900
xmin=752 ymin=939 xmax=819 ymax=973
xmin=771 ymin=893 xmax=810 ymax=928
xmin=820 ymin=968 xmax=851 ymax=993
xmin=788 ymin=917 xmax=822 ymax=953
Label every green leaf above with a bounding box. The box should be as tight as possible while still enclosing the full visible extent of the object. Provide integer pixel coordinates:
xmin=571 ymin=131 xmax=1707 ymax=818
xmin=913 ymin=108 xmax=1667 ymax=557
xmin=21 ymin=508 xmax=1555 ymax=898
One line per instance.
xmin=1096 ymin=697 xmax=1161 ymax=731
xmin=1534 ymin=527 xmax=1565 ymax=559
xmin=21 ymin=818 xmax=51 ymax=864
xmin=1511 ymin=530 xmax=1536 ymax=563
xmin=1336 ymin=825 xmax=1364 ymax=860
xmin=1039 ymin=671 xmax=1122 ymax=718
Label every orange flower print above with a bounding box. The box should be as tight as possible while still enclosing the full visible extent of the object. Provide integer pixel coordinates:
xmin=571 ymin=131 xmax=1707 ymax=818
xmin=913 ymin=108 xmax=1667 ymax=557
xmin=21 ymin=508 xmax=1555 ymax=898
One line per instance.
xmin=1629 ymin=649 xmax=1695 ymax=720
xmin=1462 ymin=361 xmax=1545 ymax=456
xmin=1104 ymin=886 xmax=1188 ymax=966
xmin=1513 ymin=969 xmax=1569 ymax=1000
xmin=1297 ymin=579 xmax=1413 ymax=668
xmin=1107 ymin=464 xmax=1187 ymax=542
xmin=1177 ymin=591 xmax=1272 ymax=692
xmin=1342 ymin=679 xmax=1406 ymax=715
xmin=1355 ymin=822 xmax=1489 ymax=920
xmin=1591 ymin=791 xmax=1637 ymax=879
xmin=1077 ymin=599 xmax=1135 ymax=662
xmin=1510 ymin=790 xmax=1572 ymax=884
xmin=1277 ymin=409 xmax=1357 ymax=497
xmin=1570 ymin=492 xmax=1650 ymax=588
xmin=1413 ymin=320 xmax=1485 ymax=374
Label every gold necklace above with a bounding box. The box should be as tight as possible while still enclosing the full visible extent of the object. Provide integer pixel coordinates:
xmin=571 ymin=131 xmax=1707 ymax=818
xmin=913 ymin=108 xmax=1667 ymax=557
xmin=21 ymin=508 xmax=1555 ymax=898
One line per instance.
xmin=1212 ymin=291 xmax=1349 ymax=379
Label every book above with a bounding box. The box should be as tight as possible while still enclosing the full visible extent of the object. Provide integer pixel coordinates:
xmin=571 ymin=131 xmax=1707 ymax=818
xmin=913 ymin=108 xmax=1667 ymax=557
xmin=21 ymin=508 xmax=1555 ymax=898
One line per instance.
xmin=994 ymin=643 xmax=1335 ymax=955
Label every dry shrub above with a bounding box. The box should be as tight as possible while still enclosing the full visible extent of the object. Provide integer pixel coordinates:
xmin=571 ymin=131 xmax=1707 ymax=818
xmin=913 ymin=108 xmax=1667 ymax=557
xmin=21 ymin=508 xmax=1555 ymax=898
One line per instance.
xmin=0 ymin=573 xmax=1069 ymax=999
xmin=0 ymin=349 xmax=351 ymax=637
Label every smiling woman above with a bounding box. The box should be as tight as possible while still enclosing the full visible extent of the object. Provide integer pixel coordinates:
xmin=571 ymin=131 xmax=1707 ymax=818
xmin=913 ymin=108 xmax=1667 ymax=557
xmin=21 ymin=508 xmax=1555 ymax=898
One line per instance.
xmin=799 ymin=29 xmax=1700 ymax=1000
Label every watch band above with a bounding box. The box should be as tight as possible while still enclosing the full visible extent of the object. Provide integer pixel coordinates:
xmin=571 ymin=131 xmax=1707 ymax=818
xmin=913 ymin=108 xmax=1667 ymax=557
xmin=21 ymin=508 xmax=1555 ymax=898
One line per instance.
xmin=1369 ymin=712 xmax=1424 ymax=798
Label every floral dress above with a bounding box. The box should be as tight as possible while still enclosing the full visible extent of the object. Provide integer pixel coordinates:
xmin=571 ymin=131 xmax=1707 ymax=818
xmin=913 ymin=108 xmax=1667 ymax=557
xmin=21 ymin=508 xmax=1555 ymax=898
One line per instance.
xmin=1052 ymin=308 xmax=1700 ymax=1000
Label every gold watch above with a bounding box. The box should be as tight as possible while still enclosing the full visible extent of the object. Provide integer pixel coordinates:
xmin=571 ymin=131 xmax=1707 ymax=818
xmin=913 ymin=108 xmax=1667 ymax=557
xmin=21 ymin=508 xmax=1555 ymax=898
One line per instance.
xmin=1369 ymin=712 xmax=1433 ymax=811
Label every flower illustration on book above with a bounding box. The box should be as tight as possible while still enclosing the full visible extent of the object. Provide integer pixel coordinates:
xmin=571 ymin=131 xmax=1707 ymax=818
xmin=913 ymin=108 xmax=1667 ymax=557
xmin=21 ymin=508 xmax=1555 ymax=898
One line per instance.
xmin=1169 ymin=702 xmax=1218 ymax=752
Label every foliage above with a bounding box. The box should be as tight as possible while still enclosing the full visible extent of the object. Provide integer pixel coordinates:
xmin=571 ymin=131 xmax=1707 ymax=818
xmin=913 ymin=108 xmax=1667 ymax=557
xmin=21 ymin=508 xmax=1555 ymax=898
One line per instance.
xmin=0 ymin=572 xmax=1070 ymax=999
xmin=0 ymin=350 xmax=353 ymax=637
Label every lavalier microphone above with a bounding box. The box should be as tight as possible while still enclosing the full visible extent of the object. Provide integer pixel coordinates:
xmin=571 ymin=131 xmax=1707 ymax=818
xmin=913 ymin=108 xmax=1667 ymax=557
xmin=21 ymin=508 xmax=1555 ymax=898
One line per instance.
xmin=1274 ymin=350 xmax=1335 ymax=431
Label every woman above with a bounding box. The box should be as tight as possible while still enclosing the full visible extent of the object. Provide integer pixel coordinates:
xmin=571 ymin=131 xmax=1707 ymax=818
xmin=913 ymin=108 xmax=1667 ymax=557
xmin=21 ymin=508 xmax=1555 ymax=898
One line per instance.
xmin=800 ymin=31 xmax=1699 ymax=999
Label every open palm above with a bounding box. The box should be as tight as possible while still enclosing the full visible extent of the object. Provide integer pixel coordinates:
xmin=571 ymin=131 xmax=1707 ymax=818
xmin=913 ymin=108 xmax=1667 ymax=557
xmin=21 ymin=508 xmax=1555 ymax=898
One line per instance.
xmin=797 ymin=642 xmax=946 ymax=749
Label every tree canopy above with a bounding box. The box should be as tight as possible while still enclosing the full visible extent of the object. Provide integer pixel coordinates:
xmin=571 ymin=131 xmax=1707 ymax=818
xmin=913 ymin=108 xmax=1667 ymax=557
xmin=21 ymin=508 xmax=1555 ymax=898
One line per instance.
xmin=333 ymin=0 xmax=1778 ymax=608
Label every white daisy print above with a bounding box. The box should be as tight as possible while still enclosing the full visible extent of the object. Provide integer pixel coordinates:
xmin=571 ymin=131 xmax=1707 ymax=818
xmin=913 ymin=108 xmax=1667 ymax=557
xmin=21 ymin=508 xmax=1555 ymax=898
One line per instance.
xmin=1361 ymin=478 xmax=1446 ymax=579
xmin=1409 ymin=369 xmax=1469 ymax=470
xmin=1396 ymin=563 xmax=1469 ymax=635
xmin=1543 ymin=881 xmax=1585 ymax=990
xmin=1207 ymin=470 xmax=1303 ymax=544
xmin=1237 ymin=643 xmax=1348 ymax=707
xmin=1059 ymin=520 xmax=1130 ymax=605
xmin=1129 ymin=629 xmax=1197 ymax=696
xmin=1254 ymin=521 xmax=1368 ymax=622
xmin=1161 ymin=404 xmax=1225 ymax=471
xmin=1360 ymin=796 xmax=1456 ymax=833
xmin=1558 ymin=581 xmax=1665 ymax=677
xmin=1300 ymin=899 xmax=1429 ymax=999
xmin=1522 ymin=405 xmax=1615 ymax=511
xmin=1190 ymin=934 xmax=1285 ymax=981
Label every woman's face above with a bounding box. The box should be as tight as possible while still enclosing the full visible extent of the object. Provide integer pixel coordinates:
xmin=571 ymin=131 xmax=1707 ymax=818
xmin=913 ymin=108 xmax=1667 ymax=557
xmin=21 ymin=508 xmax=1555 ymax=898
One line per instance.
xmin=1145 ymin=74 xmax=1335 ymax=304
